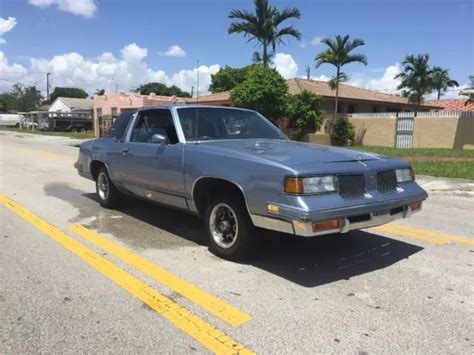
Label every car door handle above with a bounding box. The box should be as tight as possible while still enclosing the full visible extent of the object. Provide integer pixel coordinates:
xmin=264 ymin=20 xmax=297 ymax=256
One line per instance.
xmin=121 ymin=148 xmax=129 ymax=156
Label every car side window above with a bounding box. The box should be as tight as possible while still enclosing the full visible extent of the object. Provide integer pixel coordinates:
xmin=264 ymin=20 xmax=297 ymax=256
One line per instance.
xmin=130 ymin=109 xmax=179 ymax=144
xmin=105 ymin=111 xmax=134 ymax=140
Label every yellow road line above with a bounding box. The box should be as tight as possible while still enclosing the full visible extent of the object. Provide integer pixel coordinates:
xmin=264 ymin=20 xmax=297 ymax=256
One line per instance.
xmin=69 ymin=224 xmax=251 ymax=327
xmin=388 ymin=223 xmax=474 ymax=245
xmin=0 ymin=194 xmax=253 ymax=354
xmin=373 ymin=224 xmax=449 ymax=245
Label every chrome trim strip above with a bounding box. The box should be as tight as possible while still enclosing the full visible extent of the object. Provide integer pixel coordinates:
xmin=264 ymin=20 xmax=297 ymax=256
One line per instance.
xmin=252 ymin=203 xmax=422 ymax=238
xmin=250 ymin=215 xmax=294 ymax=235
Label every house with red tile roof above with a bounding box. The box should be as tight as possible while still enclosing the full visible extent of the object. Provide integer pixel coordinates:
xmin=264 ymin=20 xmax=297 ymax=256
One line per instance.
xmin=425 ymin=99 xmax=474 ymax=112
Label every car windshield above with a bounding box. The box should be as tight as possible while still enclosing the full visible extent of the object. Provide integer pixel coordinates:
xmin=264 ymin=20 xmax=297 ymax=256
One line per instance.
xmin=177 ymin=107 xmax=287 ymax=141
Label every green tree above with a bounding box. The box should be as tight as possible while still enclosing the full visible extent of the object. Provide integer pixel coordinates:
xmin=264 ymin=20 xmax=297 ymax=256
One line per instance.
xmin=135 ymin=82 xmax=191 ymax=98
xmin=49 ymin=87 xmax=88 ymax=103
xmin=231 ymin=65 xmax=288 ymax=121
xmin=209 ymin=65 xmax=255 ymax=93
xmin=94 ymin=89 xmax=106 ymax=96
xmin=286 ymin=90 xmax=322 ymax=139
xmin=228 ymin=0 xmax=301 ymax=67
xmin=2 ymin=84 xmax=43 ymax=112
xmin=431 ymin=66 xmax=459 ymax=100
xmin=0 ymin=92 xmax=15 ymax=112
xmin=315 ymin=35 xmax=367 ymax=116
xmin=395 ymin=54 xmax=434 ymax=107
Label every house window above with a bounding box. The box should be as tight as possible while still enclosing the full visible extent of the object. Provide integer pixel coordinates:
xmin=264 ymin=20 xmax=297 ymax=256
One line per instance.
xmin=111 ymin=107 xmax=118 ymax=118
xmin=96 ymin=108 xmax=102 ymax=119
xmin=348 ymin=104 xmax=356 ymax=113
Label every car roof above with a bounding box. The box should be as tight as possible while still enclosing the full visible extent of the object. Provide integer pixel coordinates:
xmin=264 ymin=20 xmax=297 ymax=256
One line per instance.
xmin=136 ymin=104 xmax=256 ymax=113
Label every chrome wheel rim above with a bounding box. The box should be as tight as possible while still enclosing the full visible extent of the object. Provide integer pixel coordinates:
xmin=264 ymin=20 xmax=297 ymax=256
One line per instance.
xmin=97 ymin=172 xmax=109 ymax=200
xmin=209 ymin=203 xmax=238 ymax=249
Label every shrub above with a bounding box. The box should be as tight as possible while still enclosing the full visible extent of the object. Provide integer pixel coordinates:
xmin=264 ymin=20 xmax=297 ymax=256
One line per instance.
xmin=331 ymin=118 xmax=355 ymax=146
xmin=286 ymin=90 xmax=322 ymax=139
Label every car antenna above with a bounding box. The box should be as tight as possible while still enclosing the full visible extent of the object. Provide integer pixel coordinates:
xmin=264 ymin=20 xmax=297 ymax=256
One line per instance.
xmin=195 ymin=59 xmax=199 ymax=145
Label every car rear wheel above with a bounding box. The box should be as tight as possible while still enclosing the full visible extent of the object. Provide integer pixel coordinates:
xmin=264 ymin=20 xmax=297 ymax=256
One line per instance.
xmin=96 ymin=167 xmax=121 ymax=208
xmin=71 ymin=127 xmax=78 ymax=133
xmin=205 ymin=194 xmax=255 ymax=260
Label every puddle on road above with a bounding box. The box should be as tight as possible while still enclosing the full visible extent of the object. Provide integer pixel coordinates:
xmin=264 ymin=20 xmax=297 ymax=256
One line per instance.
xmin=44 ymin=182 xmax=205 ymax=250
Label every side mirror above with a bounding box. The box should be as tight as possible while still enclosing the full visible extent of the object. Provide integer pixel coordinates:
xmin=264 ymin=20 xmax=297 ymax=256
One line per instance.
xmin=151 ymin=133 xmax=167 ymax=145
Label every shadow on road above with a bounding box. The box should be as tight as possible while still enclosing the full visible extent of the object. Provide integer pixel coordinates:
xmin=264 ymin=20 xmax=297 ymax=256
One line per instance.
xmin=45 ymin=183 xmax=424 ymax=288
xmin=247 ymin=229 xmax=423 ymax=287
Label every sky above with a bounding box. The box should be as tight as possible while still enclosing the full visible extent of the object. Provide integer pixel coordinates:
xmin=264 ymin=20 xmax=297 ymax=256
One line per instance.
xmin=0 ymin=0 xmax=473 ymax=98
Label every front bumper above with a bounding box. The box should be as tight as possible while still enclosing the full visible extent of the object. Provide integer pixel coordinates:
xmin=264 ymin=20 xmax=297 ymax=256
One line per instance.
xmin=250 ymin=197 xmax=424 ymax=237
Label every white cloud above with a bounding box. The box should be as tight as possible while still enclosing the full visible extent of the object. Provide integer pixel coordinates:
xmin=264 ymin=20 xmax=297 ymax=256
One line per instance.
xmin=272 ymin=53 xmax=298 ymax=79
xmin=159 ymin=45 xmax=186 ymax=57
xmin=359 ymin=64 xmax=402 ymax=93
xmin=310 ymin=74 xmax=331 ymax=82
xmin=426 ymin=84 xmax=469 ymax=100
xmin=0 ymin=17 xmax=17 ymax=44
xmin=311 ymin=36 xmax=323 ymax=46
xmin=28 ymin=0 xmax=97 ymax=18
xmin=0 ymin=44 xmax=219 ymax=95
xmin=347 ymin=63 xmax=467 ymax=99
xmin=121 ymin=43 xmax=147 ymax=62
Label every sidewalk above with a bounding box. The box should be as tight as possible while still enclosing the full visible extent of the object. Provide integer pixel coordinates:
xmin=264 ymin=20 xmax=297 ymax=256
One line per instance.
xmin=416 ymin=175 xmax=474 ymax=197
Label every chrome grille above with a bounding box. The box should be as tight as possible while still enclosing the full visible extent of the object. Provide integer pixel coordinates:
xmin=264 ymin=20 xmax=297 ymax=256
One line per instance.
xmin=377 ymin=170 xmax=397 ymax=193
xmin=338 ymin=175 xmax=365 ymax=197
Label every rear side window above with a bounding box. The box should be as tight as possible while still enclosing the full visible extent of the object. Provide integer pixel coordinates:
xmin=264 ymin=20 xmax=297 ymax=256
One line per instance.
xmin=105 ymin=111 xmax=134 ymax=140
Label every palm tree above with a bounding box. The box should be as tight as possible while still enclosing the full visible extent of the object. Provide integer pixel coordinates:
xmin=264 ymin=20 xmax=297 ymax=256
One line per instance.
xmin=228 ymin=0 xmax=301 ymax=67
xmin=395 ymin=54 xmax=434 ymax=107
xmin=431 ymin=66 xmax=459 ymax=99
xmin=315 ymin=35 xmax=367 ymax=117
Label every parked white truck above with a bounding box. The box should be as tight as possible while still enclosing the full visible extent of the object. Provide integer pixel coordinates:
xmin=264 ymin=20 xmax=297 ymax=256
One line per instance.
xmin=0 ymin=114 xmax=22 ymax=127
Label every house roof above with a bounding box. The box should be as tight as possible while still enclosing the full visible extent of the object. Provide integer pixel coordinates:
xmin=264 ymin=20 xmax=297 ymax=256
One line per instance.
xmin=288 ymin=78 xmax=439 ymax=108
xmin=425 ymin=99 xmax=474 ymax=112
xmin=56 ymin=97 xmax=93 ymax=110
xmin=191 ymin=78 xmax=439 ymax=109
xmin=186 ymin=91 xmax=231 ymax=103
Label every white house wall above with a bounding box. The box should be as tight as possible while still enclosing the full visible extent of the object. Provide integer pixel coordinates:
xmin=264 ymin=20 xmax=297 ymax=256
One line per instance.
xmin=49 ymin=99 xmax=71 ymax=112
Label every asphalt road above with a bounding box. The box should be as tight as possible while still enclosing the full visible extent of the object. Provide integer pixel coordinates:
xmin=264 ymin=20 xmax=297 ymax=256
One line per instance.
xmin=1 ymin=131 xmax=473 ymax=354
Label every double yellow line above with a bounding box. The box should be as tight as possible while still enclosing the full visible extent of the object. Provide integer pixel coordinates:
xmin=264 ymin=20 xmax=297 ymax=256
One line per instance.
xmin=0 ymin=194 xmax=253 ymax=354
xmin=373 ymin=223 xmax=473 ymax=245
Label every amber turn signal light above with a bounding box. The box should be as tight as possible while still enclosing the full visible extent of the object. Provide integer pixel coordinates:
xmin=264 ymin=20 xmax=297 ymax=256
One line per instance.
xmin=284 ymin=177 xmax=304 ymax=194
xmin=409 ymin=201 xmax=421 ymax=211
xmin=312 ymin=219 xmax=341 ymax=232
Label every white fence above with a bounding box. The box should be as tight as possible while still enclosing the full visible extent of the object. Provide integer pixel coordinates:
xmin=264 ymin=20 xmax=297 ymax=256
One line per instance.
xmin=349 ymin=111 xmax=474 ymax=119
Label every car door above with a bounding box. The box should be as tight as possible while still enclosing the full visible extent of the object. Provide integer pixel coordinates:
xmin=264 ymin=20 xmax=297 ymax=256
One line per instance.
xmin=117 ymin=108 xmax=187 ymax=209
xmin=105 ymin=111 xmax=136 ymax=183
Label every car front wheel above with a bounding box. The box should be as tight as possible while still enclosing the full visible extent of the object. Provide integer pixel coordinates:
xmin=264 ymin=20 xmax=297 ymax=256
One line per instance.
xmin=205 ymin=195 xmax=255 ymax=260
xmin=96 ymin=167 xmax=121 ymax=208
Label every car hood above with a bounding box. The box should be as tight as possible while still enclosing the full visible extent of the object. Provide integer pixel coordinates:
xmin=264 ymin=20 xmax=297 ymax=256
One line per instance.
xmin=198 ymin=139 xmax=384 ymax=168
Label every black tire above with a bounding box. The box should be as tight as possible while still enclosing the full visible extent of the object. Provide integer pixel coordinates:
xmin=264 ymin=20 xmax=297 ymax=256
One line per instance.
xmin=80 ymin=127 xmax=86 ymax=133
xmin=95 ymin=166 xmax=121 ymax=208
xmin=205 ymin=193 xmax=255 ymax=260
xmin=71 ymin=127 xmax=78 ymax=133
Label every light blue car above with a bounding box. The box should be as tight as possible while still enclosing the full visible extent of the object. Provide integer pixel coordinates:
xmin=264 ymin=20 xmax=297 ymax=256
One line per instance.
xmin=75 ymin=105 xmax=428 ymax=260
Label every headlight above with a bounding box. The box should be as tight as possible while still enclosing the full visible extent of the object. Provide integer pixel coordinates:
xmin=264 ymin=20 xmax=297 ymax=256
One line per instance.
xmin=395 ymin=168 xmax=414 ymax=183
xmin=284 ymin=176 xmax=337 ymax=194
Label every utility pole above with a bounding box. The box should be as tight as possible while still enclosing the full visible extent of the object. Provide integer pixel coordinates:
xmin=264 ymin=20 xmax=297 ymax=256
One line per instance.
xmin=46 ymin=72 xmax=51 ymax=101
xmin=191 ymin=86 xmax=194 ymax=98
xmin=305 ymin=66 xmax=311 ymax=80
